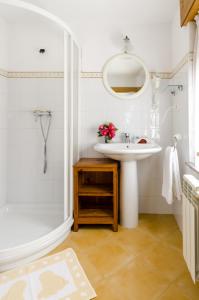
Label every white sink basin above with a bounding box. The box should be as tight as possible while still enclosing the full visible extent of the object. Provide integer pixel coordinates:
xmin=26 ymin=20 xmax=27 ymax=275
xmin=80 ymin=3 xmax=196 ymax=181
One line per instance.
xmin=94 ymin=143 xmax=161 ymax=161
xmin=94 ymin=142 xmax=162 ymax=228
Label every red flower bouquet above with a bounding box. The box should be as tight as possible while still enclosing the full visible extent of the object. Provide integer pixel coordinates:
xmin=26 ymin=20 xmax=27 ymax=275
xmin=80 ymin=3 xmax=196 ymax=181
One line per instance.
xmin=97 ymin=122 xmax=118 ymax=143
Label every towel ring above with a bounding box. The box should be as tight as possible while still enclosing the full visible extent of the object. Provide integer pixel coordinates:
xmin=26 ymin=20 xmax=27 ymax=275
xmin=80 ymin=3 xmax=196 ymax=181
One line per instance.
xmin=173 ymin=137 xmax=177 ymax=149
xmin=172 ymin=134 xmax=182 ymax=150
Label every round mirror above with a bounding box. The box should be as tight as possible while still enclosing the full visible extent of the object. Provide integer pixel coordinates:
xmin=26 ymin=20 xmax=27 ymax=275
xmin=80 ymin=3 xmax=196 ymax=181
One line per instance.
xmin=103 ymin=53 xmax=150 ymax=100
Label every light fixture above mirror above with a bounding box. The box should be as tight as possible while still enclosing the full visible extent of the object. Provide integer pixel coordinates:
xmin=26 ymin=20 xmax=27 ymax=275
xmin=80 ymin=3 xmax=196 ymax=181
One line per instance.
xmin=102 ymin=36 xmax=150 ymax=100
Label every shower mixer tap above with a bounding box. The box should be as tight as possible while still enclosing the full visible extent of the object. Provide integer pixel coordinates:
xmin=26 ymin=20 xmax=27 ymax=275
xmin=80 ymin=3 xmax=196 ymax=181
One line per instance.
xmin=123 ymin=132 xmax=131 ymax=143
xmin=33 ymin=109 xmax=52 ymax=120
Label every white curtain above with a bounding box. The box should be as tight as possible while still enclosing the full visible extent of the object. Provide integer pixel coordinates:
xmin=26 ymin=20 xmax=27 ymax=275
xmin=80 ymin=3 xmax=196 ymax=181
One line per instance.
xmin=190 ymin=16 xmax=199 ymax=167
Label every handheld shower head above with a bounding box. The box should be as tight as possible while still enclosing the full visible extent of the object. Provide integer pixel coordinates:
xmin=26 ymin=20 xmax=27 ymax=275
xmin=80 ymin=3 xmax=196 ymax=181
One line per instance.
xmin=32 ymin=109 xmax=52 ymax=174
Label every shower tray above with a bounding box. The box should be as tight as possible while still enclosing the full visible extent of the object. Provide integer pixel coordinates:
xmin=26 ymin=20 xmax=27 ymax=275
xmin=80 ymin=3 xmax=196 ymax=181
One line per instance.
xmin=0 ymin=204 xmax=73 ymax=272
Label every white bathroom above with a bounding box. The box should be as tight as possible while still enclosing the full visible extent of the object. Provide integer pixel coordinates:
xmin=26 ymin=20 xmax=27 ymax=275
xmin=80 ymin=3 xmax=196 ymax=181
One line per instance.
xmin=0 ymin=0 xmax=199 ymax=299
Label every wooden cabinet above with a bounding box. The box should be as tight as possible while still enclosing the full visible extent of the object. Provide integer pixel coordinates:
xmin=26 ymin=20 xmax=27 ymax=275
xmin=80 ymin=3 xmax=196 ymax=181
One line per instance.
xmin=180 ymin=0 xmax=199 ymax=26
xmin=73 ymin=158 xmax=118 ymax=232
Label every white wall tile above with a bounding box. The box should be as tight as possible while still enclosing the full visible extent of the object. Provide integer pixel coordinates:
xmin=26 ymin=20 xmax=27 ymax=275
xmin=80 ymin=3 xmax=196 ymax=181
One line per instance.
xmin=171 ymin=64 xmax=189 ymax=231
xmin=80 ymin=77 xmax=173 ymax=213
xmin=0 ymin=129 xmax=6 ymax=207
xmin=53 ymin=180 xmax=64 ymax=204
xmin=0 ymin=72 xmax=7 ymax=207
xmin=6 ymin=78 xmax=64 ymax=207
xmin=139 ymin=196 xmax=172 ymax=214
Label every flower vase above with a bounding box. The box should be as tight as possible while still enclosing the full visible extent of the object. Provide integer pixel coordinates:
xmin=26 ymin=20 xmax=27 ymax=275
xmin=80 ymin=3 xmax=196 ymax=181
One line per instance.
xmin=105 ymin=136 xmax=110 ymax=143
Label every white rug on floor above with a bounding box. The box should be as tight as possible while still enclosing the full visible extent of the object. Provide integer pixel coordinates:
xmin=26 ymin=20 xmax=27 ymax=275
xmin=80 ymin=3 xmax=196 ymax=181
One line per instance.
xmin=0 ymin=248 xmax=96 ymax=300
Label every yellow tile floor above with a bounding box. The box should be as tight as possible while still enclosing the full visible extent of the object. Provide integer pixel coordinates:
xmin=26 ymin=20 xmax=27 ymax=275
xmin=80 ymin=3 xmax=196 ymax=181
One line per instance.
xmin=50 ymin=214 xmax=199 ymax=300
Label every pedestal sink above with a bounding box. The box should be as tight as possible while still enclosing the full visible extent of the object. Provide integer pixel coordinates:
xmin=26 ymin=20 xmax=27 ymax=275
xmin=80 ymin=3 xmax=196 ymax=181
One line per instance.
xmin=94 ymin=143 xmax=162 ymax=228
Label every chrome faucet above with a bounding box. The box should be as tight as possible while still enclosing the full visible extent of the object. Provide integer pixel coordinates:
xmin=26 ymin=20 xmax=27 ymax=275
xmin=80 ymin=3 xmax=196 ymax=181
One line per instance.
xmin=123 ymin=132 xmax=131 ymax=143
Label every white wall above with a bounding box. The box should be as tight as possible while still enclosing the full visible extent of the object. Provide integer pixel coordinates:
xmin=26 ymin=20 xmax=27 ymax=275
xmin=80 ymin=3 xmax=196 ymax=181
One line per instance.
xmin=0 ymin=75 xmax=7 ymax=208
xmin=0 ymin=16 xmax=65 ymax=211
xmin=6 ymin=20 xmax=64 ymax=71
xmin=7 ymin=78 xmax=64 ymax=209
xmin=23 ymin=1 xmax=173 ymax=214
xmin=171 ymin=65 xmax=189 ymax=230
xmin=171 ymin=11 xmax=189 ymax=69
xmin=0 ymin=17 xmax=7 ymax=69
xmin=0 ymin=17 xmax=7 ymax=207
xmin=6 ymin=18 xmax=64 ymax=209
xmin=1 ymin=1 xmax=176 ymax=215
xmin=171 ymin=10 xmax=196 ymax=230
xmin=138 ymin=80 xmax=173 ymax=213
xmin=22 ymin=0 xmax=173 ymax=72
xmin=80 ymin=76 xmax=173 ymax=215
xmin=171 ymin=11 xmax=188 ymax=230
xmin=77 ymin=18 xmax=173 ymax=214
xmin=79 ymin=22 xmax=172 ymax=72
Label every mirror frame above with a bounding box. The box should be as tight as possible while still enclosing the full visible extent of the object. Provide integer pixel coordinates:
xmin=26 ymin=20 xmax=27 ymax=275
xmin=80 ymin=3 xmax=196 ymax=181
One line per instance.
xmin=102 ymin=53 xmax=150 ymax=100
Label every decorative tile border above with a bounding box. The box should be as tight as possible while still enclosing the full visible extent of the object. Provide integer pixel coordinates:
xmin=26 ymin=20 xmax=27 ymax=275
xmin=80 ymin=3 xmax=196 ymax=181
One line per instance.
xmin=80 ymin=52 xmax=194 ymax=80
xmin=0 ymin=70 xmax=64 ymax=78
xmin=1 ymin=69 xmax=171 ymax=79
xmin=170 ymin=52 xmax=193 ymax=79
xmin=80 ymin=72 xmax=102 ymax=78
xmin=0 ymin=68 xmax=8 ymax=78
xmin=81 ymin=71 xmax=171 ymax=79
xmin=0 ymin=52 xmax=194 ymax=79
xmin=150 ymin=72 xmax=171 ymax=79
xmin=8 ymin=71 xmax=64 ymax=78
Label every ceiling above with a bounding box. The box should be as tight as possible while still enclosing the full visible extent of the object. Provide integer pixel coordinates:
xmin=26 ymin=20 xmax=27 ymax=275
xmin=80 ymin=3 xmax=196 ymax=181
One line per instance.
xmin=2 ymin=0 xmax=178 ymax=25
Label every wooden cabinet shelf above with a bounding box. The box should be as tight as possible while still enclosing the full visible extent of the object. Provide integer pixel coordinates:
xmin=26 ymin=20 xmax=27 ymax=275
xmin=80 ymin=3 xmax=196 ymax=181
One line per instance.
xmin=73 ymin=158 xmax=118 ymax=231
xmin=79 ymin=184 xmax=113 ymax=196
xmin=79 ymin=208 xmax=113 ymax=218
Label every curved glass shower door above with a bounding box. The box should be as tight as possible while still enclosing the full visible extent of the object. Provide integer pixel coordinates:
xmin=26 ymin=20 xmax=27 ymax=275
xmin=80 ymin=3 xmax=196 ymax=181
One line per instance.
xmin=0 ymin=1 xmax=79 ymax=271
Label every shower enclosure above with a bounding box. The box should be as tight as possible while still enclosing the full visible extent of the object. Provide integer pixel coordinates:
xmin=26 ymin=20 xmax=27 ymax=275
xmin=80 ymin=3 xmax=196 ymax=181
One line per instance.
xmin=0 ymin=0 xmax=79 ymax=271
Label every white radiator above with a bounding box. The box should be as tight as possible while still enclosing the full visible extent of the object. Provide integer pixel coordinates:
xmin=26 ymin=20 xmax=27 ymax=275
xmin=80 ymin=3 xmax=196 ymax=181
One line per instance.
xmin=183 ymin=175 xmax=199 ymax=282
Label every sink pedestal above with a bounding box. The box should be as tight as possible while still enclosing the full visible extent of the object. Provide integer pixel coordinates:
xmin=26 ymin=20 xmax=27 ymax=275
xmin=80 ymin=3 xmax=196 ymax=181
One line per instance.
xmin=120 ymin=161 xmax=138 ymax=228
xmin=94 ymin=143 xmax=162 ymax=229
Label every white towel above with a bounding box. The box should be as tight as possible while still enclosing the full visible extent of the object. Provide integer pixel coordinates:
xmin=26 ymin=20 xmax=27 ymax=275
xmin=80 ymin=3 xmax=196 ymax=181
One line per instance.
xmin=173 ymin=148 xmax=182 ymax=200
xmin=162 ymin=146 xmax=182 ymax=204
xmin=162 ymin=146 xmax=173 ymax=204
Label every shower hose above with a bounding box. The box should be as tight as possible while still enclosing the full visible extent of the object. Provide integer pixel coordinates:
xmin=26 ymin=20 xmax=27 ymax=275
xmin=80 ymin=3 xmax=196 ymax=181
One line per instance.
xmin=39 ymin=114 xmax=52 ymax=174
